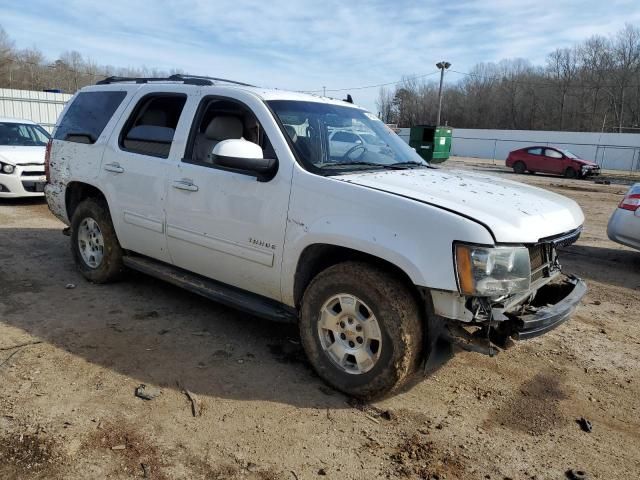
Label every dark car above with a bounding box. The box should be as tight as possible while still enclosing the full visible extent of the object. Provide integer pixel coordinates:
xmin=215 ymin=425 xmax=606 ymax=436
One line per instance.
xmin=506 ymin=146 xmax=600 ymax=179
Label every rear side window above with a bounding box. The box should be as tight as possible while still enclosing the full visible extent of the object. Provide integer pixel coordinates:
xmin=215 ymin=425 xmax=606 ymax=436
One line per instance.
xmin=120 ymin=94 xmax=187 ymax=158
xmin=54 ymin=91 xmax=127 ymax=143
xmin=527 ymin=147 xmax=542 ymax=155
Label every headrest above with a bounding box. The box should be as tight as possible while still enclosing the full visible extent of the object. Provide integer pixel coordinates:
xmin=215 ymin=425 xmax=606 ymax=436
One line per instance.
xmin=140 ymin=109 xmax=168 ymax=127
xmin=205 ymin=116 xmax=243 ymax=141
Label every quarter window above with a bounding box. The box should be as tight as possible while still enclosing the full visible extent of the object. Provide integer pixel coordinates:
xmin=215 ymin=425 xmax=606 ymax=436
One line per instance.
xmin=54 ymin=91 xmax=127 ymax=144
xmin=120 ymin=94 xmax=187 ymax=158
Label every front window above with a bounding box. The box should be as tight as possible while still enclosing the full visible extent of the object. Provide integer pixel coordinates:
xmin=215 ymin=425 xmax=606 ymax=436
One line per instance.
xmin=545 ymin=149 xmax=563 ymax=159
xmin=0 ymin=122 xmax=50 ymax=146
xmin=268 ymin=100 xmax=427 ymax=173
xmin=560 ymin=149 xmax=578 ymax=159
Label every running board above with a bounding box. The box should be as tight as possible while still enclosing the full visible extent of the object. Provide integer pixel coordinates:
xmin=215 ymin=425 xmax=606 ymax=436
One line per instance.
xmin=122 ymin=255 xmax=297 ymax=323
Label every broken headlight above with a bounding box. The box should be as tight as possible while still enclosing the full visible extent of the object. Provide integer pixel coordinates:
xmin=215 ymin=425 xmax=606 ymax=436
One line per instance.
xmin=454 ymin=244 xmax=531 ymax=296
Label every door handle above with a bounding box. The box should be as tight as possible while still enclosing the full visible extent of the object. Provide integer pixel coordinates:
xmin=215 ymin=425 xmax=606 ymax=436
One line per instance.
xmin=104 ymin=163 xmax=124 ymax=173
xmin=172 ymin=179 xmax=199 ymax=192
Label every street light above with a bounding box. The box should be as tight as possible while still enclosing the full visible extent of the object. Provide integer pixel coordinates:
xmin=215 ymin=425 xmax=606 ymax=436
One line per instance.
xmin=435 ymin=61 xmax=451 ymax=126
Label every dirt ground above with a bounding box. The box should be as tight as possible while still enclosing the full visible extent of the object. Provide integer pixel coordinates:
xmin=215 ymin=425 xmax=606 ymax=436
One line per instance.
xmin=1 ymin=157 xmax=639 ymax=480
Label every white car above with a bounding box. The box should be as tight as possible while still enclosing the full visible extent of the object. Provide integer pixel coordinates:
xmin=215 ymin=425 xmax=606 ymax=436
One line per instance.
xmin=328 ymin=129 xmax=389 ymax=160
xmin=45 ymin=75 xmax=586 ymax=399
xmin=0 ymin=117 xmax=50 ymax=198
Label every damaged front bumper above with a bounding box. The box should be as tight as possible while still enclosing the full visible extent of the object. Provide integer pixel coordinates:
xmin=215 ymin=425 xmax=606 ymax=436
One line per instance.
xmin=512 ymin=276 xmax=586 ymax=339
xmin=440 ymin=275 xmax=587 ymax=356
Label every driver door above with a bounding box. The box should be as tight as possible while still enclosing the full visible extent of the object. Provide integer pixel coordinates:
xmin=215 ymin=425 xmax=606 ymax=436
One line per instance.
xmin=164 ymin=93 xmax=292 ymax=301
xmin=544 ymin=148 xmax=565 ymax=174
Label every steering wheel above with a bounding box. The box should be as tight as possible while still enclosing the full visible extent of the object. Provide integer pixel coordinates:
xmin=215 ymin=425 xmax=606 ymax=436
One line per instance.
xmin=342 ymin=143 xmax=368 ymax=161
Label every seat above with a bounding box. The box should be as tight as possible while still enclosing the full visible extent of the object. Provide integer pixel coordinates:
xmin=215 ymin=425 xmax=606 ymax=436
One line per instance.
xmin=193 ymin=116 xmax=243 ymax=163
xmin=139 ymin=109 xmax=168 ymax=127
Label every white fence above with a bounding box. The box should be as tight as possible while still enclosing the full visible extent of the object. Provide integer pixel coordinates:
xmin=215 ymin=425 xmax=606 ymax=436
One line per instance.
xmin=0 ymin=88 xmax=72 ymax=133
xmin=398 ymin=127 xmax=640 ymax=172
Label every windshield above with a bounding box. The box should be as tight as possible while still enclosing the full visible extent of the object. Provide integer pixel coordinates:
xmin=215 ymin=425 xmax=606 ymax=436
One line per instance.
xmin=268 ymin=100 xmax=428 ymax=173
xmin=559 ymin=149 xmax=579 ymax=159
xmin=0 ymin=122 xmax=50 ymax=146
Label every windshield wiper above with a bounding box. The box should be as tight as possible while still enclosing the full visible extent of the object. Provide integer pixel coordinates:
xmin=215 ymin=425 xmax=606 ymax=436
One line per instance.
xmin=321 ymin=161 xmax=410 ymax=170
xmin=390 ymin=161 xmax=429 ymax=169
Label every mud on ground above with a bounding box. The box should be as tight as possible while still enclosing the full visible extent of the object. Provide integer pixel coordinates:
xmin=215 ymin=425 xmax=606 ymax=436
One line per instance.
xmin=0 ymin=162 xmax=639 ymax=479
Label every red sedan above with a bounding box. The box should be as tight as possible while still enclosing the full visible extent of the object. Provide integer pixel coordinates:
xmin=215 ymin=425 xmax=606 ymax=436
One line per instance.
xmin=506 ymin=146 xmax=600 ymax=179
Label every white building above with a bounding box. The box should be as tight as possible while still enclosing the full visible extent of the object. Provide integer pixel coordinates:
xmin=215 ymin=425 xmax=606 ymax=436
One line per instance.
xmin=0 ymin=88 xmax=72 ymax=133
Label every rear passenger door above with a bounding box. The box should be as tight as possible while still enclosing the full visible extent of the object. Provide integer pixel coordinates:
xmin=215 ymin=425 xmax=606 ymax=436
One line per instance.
xmin=100 ymin=87 xmax=196 ymax=263
xmin=525 ymin=147 xmax=543 ymax=172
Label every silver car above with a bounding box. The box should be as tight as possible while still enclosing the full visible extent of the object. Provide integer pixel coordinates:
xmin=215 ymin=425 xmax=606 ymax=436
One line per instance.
xmin=608 ymin=183 xmax=640 ymax=251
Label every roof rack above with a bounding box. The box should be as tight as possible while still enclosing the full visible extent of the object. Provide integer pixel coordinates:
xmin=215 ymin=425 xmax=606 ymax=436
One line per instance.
xmin=96 ymin=74 xmax=255 ymax=87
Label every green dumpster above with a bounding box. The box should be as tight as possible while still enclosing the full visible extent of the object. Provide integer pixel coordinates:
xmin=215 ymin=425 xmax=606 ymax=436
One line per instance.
xmin=409 ymin=125 xmax=453 ymax=164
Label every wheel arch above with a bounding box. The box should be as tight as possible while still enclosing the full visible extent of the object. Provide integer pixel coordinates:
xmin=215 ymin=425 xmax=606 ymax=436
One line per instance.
xmin=65 ymin=181 xmax=109 ymax=221
xmin=292 ymin=243 xmax=423 ymax=310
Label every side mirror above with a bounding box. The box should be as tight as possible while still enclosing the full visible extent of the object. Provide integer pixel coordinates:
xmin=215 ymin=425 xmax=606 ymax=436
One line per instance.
xmin=211 ymin=139 xmax=277 ymax=180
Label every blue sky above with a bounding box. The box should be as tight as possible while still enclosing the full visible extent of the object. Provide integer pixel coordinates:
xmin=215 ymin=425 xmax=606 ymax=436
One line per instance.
xmin=1 ymin=0 xmax=640 ymax=111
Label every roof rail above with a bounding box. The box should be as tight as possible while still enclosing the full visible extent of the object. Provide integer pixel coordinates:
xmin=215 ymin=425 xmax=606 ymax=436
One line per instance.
xmin=96 ymin=74 xmax=255 ymax=87
xmin=171 ymin=74 xmax=256 ymax=87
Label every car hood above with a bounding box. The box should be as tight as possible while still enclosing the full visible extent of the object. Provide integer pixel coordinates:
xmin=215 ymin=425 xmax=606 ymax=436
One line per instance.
xmin=336 ymin=168 xmax=585 ymax=243
xmin=0 ymin=146 xmax=45 ymax=165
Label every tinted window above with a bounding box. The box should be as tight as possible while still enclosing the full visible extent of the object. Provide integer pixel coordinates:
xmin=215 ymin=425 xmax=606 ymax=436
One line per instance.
xmin=54 ymin=91 xmax=127 ymax=143
xmin=527 ymin=147 xmax=542 ymax=155
xmin=120 ymin=94 xmax=187 ymax=158
xmin=545 ymin=148 xmax=563 ymax=159
xmin=0 ymin=123 xmax=50 ymax=146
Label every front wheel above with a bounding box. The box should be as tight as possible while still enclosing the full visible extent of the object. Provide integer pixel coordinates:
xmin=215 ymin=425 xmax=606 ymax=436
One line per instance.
xmin=564 ymin=167 xmax=577 ymax=179
xmin=70 ymin=198 xmax=124 ymax=283
xmin=299 ymin=262 xmax=424 ymax=399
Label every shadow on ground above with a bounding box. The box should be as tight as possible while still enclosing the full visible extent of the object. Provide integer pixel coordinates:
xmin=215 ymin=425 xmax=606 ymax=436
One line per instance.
xmin=0 ymin=227 xmax=449 ymax=409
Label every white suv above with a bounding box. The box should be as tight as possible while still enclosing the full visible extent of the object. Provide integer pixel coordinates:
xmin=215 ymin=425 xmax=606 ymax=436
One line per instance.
xmin=45 ymin=75 xmax=587 ymax=398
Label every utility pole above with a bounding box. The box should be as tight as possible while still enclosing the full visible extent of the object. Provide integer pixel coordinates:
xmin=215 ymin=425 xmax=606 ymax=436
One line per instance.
xmin=323 ymin=86 xmax=326 ymax=97
xmin=435 ymin=61 xmax=451 ymax=126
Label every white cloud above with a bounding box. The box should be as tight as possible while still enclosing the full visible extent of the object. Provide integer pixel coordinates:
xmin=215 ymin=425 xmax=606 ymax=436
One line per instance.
xmin=1 ymin=0 xmax=639 ymax=110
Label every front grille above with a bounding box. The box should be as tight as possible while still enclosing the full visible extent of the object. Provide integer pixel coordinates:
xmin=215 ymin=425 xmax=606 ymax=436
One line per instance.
xmin=21 ymin=170 xmax=45 ymax=177
xmin=528 ymin=243 xmax=553 ymax=284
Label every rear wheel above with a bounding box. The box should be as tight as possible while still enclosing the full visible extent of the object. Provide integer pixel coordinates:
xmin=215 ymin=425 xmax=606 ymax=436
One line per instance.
xmin=513 ymin=161 xmax=526 ymax=174
xmin=70 ymin=198 xmax=124 ymax=283
xmin=299 ymin=262 xmax=424 ymax=399
xmin=564 ymin=167 xmax=577 ymax=179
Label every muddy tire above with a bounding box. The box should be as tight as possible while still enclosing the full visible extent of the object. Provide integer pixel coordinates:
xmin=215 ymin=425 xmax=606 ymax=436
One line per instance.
xmin=70 ymin=198 xmax=124 ymax=283
xmin=564 ymin=167 xmax=577 ymax=179
xmin=299 ymin=262 xmax=423 ymax=399
xmin=513 ymin=161 xmax=526 ymax=174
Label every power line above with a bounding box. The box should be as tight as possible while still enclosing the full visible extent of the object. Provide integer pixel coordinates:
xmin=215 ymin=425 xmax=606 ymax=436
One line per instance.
xmin=304 ymin=70 xmax=441 ymax=93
